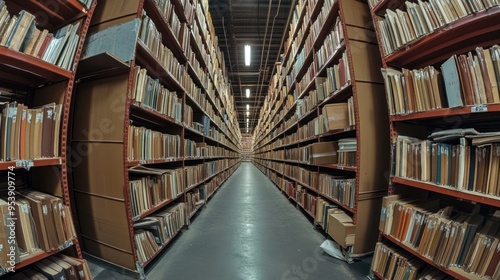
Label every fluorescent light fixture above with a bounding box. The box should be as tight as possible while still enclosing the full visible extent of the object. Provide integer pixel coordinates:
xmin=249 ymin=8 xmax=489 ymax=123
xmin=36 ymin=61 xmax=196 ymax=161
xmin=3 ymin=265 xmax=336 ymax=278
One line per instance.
xmin=246 ymin=118 xmax=249 ymax=123
xmin=245 ymin=45 xmax=251 ymax=66
xmin=246 ymin=104 xmax=249 ymax=110
xmin=246 ymin=88 xmax=250 ymax=98
xmin=246 ymin=111 xmax=250 ymax=116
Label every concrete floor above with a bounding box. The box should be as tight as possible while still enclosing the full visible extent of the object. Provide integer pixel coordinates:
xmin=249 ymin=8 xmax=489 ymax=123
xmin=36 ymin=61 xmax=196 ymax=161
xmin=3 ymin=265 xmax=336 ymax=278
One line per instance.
xmin=91 ymin=162 xmax=371 ymax=279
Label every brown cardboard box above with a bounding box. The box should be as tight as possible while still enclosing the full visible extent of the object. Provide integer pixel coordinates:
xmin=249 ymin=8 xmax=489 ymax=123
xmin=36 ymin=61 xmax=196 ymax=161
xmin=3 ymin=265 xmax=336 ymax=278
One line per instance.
xmin=323 ymin=103 xmax=349 ymax=131
xmin=327 ymin=212 xmax=356 ymax=248
xmin=309 ymin=142 xmax=338 ymax=165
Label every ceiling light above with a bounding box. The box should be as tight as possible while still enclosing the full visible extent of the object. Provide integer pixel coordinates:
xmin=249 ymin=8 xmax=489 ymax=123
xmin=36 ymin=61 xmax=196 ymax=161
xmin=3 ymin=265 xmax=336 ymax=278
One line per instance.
xmin=245 ymin=45 xmax=251 ymax=66
xmin=247 ymin=111 xmax=250 ymax=116
xmin=246 ymin=118 xmax=249 ymax=123
xmin=246 ymin=104 xmax=249 ymax=110
xmin=246 ymin=88 xmax=250 ymax=98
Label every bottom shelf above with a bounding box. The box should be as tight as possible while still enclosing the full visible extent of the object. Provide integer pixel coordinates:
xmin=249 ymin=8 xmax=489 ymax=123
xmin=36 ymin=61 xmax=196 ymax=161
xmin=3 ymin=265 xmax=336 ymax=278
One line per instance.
xmin=188 ymin=204 xmax=204 ymax=220
xmin=0 ymin=239 xmax=75 ymax=276
xmin=381 ymin=234 xmax=471 ymax=280
xmin=141 ymin=228 xmax=182 ymax=268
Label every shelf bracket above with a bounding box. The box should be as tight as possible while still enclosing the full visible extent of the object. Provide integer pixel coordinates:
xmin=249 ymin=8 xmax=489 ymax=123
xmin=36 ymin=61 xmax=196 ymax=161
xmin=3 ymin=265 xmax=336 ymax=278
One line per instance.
xmin=135 ymin=262 xmax=146 ymax=280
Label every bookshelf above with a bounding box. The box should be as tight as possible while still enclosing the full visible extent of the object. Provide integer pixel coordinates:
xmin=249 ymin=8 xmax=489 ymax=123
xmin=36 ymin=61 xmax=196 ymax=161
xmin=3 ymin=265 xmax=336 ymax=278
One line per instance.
xmin=369 ymin=0 xmax=500 ymax=278
xmin=252 ymin=0 xmax=390 ymax=258
xmin=69 ymin=0 xmax=241 ymax=278
xmin=0 ymin=0 xmax=96 ymax=278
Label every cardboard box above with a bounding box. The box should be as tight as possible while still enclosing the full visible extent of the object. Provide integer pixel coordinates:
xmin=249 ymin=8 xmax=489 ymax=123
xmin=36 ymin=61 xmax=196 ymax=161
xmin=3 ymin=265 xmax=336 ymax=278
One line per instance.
xmin=309 ymin=142 xmax=338 ymax=165
xmin=323 ymin=103 xmax=349 ymax=131
xmin=327 ymin=212 xmax=356 ymax=248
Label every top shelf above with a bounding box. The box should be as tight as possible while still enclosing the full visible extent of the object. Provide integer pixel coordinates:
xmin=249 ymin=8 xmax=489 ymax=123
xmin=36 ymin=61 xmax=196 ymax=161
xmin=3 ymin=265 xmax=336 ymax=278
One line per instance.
xmin=5 ymin=0 xmax=88 ymax=31
xmin=0 ymin=47 xmax=73 ymax=87
xmin=382 ymin=7 xmax=500 ymax=68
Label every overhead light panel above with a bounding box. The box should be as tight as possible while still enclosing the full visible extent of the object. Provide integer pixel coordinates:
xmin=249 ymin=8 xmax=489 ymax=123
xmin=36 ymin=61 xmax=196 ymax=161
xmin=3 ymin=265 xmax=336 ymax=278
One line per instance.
xmin=246 ymin=104 xmax=249 ymax=110
xmin=245 ymin=45 xmax=251 ymax=66
xmin=246 ymin=111 xmax=250 ymax=116
xmin=246 ymin=88 xmax=250 ymax=98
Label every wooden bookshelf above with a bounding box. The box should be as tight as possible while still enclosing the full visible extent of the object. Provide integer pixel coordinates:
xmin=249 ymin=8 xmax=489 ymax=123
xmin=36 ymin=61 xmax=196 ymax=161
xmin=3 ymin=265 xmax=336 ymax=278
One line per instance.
xmin=370 ymin=0 xmax=500 ymax=278
xmin=69 ymin=0 xmax=241 ymax=278
xmin=252 ymin=0 xmax=389 ymax=258
xmin=0 ymin=0 xmax=97 ymax=277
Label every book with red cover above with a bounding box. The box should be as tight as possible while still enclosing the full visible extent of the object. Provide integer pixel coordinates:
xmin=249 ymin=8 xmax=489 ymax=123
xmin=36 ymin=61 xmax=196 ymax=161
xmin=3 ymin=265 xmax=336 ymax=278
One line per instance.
xmin=36 ymin=32 xmax=54 ymax=59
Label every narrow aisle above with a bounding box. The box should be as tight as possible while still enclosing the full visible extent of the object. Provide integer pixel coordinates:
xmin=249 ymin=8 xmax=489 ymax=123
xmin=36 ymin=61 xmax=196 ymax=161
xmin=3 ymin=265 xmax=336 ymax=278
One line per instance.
xmin=147 ymin=163 xmax=368 ymax=280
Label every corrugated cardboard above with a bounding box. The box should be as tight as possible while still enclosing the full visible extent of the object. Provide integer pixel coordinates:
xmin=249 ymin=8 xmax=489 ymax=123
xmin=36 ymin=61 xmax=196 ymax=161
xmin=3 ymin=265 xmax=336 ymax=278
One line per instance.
xmin=309 ymin=142 xmax=338 ymax=165
xmin=327 ymin=212 xmax=356 ymax=248
xmin=323 ymin=103 xmax=349 ymax=131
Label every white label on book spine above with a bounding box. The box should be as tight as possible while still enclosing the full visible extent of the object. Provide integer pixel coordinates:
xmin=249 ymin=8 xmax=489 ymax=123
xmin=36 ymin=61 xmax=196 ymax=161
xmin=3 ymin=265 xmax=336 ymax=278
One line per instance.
xmin=471 ymin=104 xmax=488 ymax=113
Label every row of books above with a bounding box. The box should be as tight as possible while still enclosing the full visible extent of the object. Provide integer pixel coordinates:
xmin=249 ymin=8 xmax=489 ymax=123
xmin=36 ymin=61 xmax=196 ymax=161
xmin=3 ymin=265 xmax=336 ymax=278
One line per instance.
xmin=318 ymin=174 xmax=356 ymax=208
xmin=0 ymin=4 xmax=81 ymax=70
xmin=184 ymin=164 xmax=204 ymax=189
xmin=128 ymin=166 xmax=184 ymax=217
xmin=383 ymin=45 xmax=500 ymax=115
xmin=393 ymin=134 xmax=500 ymax=196
xmin=315 ymin=17 xmax=344 ymax=70
xmin=315 ymin=197 xmax=339 ymax=228
xmin=1 ymin=102 xmax=62 ymax=161
xmin=134 ymin=202 xmax=186 ymax=264
xmin=380 ymin=196 xmax=500 ymax=278
xmin=297 ymin=186 xmax=317 ymax=215
xmin=184 ymin=104 xmax=193 ymax=128
xmin=186 ymin=186 xmax=206 ymax=216
xmin=152 ymin=0 xmax=187 ymax=52
xmin=127 ymin=125 xmax=181 ymax=161
xmin=338 ymin=138 xmax=357 ymax=167
xmin=283 ymin=0 xmax=305 ymax=60
xmin=3 ymin=254 xmax=92 ymax=280
xmin=371 ymin=242 xmax=449 ymax=280
xmin=0 ymin=190 xmax=76 ymax=268
xmin=378 ymin=0 xmax=498 ymax=56
xmin=131 ymin=66 xmax=183 ymax=121
xmin=138 ymin=12 xmax=184 ymax=83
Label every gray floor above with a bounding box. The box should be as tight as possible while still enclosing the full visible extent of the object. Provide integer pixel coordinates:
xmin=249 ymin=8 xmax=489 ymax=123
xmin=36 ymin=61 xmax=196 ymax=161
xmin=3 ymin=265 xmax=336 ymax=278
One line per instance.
xmin=92 ymin=162 xmax=371 ymax=279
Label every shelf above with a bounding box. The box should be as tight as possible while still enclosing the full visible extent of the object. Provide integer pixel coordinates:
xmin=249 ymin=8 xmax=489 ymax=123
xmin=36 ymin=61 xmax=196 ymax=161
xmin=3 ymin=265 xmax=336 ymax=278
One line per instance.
xmin=0 ymin=238 xmax=76 ymax=276
xmin=77 ymin=52 xmax=130 ymax=80
xmin=126 ymin=157 xmax=184 ymax=167
xmin=389 ymin=104 xmax=500 ymax=122
xmin=171 ymin=0 xmax=189 ymax=24
xmin=4 ymin=0 xmax=88 ymax=31
xmin=188 ymin=204 xmax=204 ymax=220
xmin=318 ymin=83 xmax=353 ymax=106
xmin=381 ymin=234 xmax=469 ymax=280
xmin=143 ymin=0 xmax=188 ymax=63
xmin=384 ymin=7 xmax=500 ymax=68
xmin=132 ymin=192 xmax=184 ymax=222
xmin=392 ymin=177 xmax=500 ymax=208
xmin=283 ymin=3 xmax=309 ymax=65
xmin=317 ymin=192 xmax=355 ymax=214
xmin=0 ymin=158 xmax=62 ymax=170
xmin=297 ymin=42 xmax=347 ymax=101
xmin=312 ymin=0 xmax=340 ymax=50
xmin=189 ymin=31 xmax=208 ymax=69
xmin=130 ymin=102 xmax=184 ymax=128
xmin=372 ymin=271 xmax=384 ymax=280
xmin=183 ymin=125 xmax=205 ymax=138
xmin=135 ymin=41 xmax=185 ymax=92
xmin=0 ymin=47 xmax=72 ymax=87
xmin=141 ymin=226 xmax=183 ymax=268
xmin=319 ymin=164 xmax=357 ymax=172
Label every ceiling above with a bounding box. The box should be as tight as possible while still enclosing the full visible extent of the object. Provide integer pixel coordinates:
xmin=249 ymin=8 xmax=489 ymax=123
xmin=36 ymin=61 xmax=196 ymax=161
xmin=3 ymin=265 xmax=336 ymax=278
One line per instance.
xmin=209 ymin=0 xmax=294 ymax=134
